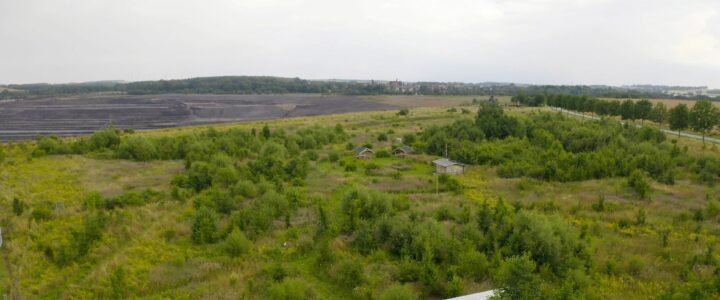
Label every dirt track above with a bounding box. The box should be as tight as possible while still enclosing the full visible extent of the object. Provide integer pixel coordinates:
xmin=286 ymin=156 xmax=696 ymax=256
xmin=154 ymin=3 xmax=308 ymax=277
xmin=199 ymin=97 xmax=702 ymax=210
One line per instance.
xmin=0 ymin=94 xmax=396 ymax=141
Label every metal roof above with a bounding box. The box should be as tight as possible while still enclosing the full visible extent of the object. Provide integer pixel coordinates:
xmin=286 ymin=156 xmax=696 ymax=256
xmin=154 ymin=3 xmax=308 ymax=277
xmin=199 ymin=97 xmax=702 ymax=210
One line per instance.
xmin=353 ymin=146 xmax=373 ymax=154
xmin=394 ymin=146 xmax=414 ymax=153
xmin=433 ymin=158 xmax=465 ymax=167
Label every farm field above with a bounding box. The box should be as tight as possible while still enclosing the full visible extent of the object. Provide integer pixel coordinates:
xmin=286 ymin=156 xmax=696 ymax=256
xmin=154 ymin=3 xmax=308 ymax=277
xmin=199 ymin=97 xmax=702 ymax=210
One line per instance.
xmin=0 ymin=94 xmax=396 ymax=141
xmin=1 ymin=104 xmax=720 ymax=299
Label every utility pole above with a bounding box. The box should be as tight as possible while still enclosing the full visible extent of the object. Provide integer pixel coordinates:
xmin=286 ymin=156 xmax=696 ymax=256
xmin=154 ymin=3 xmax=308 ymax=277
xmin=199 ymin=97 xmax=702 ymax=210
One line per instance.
xmin=444 ymin=143 xmax=448 ymax=158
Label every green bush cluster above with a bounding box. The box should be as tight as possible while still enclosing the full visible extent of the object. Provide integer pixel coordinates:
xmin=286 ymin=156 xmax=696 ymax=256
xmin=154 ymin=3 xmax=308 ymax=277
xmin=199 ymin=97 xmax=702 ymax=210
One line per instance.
xmin=422 ymin=105 xmax=718 ymax=184
xmin=334 ymin=184 xmax=590 ymax=298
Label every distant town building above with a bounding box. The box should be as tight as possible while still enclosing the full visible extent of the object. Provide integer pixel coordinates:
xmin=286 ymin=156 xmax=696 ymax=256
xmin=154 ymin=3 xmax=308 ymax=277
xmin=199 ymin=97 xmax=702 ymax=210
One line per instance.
xmin=393 ymin=146 xmax=414 ymax=157
xmin=353 ymin=146 xmax=374 ymax=159
xmin=433 ymin=158 xmax=466 ymax=174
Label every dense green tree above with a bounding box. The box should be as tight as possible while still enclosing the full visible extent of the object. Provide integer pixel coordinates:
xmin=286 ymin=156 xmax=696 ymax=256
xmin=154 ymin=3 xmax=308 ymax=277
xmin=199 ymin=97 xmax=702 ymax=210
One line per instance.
xmin=475 ymin=103 xmax=524 ymax=139
xmin=635 ymin=99 xmax=653 ymax=124
xmin=192 ymin=207 xmax=218 ymax=244
xmin=495 ymin=255 xmax=541 ymax=300
xmin=668 ymin=104 xmax=690 ymax=136
xmin=620 ymin=100 xmax=636 ymax=122
xmin=689 ymin=100 xmax=719 ymax=144
xmin=650 ymin=102 xmax=668 ymax=129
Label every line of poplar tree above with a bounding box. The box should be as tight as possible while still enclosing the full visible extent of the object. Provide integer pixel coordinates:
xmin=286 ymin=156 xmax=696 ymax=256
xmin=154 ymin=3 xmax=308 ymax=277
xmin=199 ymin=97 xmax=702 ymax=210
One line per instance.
xmin=512 ymin=93 xmax=720 ymax=143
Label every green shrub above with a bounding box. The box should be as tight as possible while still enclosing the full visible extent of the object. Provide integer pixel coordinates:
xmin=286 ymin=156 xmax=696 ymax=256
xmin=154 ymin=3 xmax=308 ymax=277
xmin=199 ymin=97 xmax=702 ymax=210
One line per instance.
xmin=376 ymin=150 xmax=390 ymax=158
xmin=117 ymin=136 xmax=157 ymax=161
xmin=188 ymin=162 xmax=213 ymax=192
xmin=192 ymin=207 xmax=218 ymax=244
xmin=332 ymin=258 xmax=364 ymax=288
xmin=402 ymin=133 xmax=416 ymax=145
xmin=439 ymin=174 xmax=462 ymax=194
xmin=592 ymin=195 xmax=605 ymax=212
xmin=457 ymin=249 xmax=489 ymax=281
xmin=233 ymin=180 xmax=258 ymax=198
xmin=12 ymin=197 xmax=25 ymax=216
xmin=635 ymin=208 xmax=646 ymax=226
xmin=628 ymin=170 xmax=651 ymax=199
xmin=328 ymin=151 xmax=340 ymax=162
xmin=31 ymin=204 xmax=53 ymax=222
xmin=268 ymin=278 xmax=315 ymax=300
xmin=223 ymin=227 xmax=252 ymax=257
xmin=626 ymin=255 xmax=645 ymax=277
xmin=88 ymin=127 xmax=121 ymax=151
xmin=378 ymin=132 xmax=388 ymax=142
xmin=378 ymin=284 xmax=418 ymax=300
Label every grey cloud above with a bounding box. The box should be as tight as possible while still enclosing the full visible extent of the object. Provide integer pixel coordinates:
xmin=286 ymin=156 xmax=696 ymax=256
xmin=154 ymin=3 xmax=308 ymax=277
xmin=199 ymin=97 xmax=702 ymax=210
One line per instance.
xmin=0 ymin=0 xmax=718 ymax=87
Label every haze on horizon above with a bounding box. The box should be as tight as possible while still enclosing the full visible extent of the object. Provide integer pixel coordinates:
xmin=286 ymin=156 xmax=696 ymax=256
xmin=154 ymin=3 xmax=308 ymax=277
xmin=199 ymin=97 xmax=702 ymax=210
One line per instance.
xmin=1 ymin=0 xmax=719 ymax=88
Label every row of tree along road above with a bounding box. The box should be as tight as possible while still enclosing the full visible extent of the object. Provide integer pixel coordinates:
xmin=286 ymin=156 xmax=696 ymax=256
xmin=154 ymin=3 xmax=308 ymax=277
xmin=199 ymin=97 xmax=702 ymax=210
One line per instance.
xmin=512 ymin=93 xmax=720 ymax=144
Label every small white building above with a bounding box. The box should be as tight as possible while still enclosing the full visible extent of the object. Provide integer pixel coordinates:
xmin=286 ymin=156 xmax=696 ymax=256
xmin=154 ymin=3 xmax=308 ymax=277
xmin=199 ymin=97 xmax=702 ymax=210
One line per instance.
xmin=433 ymin=158 xmax=466 ymax=175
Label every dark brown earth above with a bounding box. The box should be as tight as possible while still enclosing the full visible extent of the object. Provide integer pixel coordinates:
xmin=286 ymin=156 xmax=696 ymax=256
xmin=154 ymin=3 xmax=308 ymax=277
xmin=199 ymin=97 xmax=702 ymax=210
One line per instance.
xmin=0 ymin=94 xmax=396 ymax=141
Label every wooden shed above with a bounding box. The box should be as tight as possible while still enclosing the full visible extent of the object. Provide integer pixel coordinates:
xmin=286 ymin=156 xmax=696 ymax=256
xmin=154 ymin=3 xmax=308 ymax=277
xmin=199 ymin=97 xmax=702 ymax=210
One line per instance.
xmin=353 ymin=146 xmax=374 ymax=159
xmin=392 ymin=146 xmax=414 ymax=157
xmin=433 ymin=158 xmax=466 ymax=174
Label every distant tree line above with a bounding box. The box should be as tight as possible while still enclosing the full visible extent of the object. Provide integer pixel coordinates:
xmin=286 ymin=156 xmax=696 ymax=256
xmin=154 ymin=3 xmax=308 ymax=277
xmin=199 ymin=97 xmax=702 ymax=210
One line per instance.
xmin=2 ymin=76 xmax=718 ymax=100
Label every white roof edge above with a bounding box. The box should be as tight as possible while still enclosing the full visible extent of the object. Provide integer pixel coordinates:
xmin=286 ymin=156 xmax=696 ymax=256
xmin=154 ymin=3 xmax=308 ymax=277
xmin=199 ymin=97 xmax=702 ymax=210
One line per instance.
xmin=445 ymin=290 xmax=496 ymax=300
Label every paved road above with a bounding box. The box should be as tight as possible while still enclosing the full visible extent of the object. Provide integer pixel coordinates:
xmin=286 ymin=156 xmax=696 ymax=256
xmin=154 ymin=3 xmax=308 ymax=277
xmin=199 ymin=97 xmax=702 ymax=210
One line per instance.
xmin=550 ymin=107 xmax=720 ymax=144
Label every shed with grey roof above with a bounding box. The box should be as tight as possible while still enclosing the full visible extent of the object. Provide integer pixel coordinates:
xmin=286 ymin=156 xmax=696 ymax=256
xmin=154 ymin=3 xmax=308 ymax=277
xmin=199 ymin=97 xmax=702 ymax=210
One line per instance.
xmin=353 ymin=146 xmax=374 ymax=159
xmin=393 ymin=146 xmax=414 ymax=157
xmin=433 ymin=158 xmax=466 ymax=174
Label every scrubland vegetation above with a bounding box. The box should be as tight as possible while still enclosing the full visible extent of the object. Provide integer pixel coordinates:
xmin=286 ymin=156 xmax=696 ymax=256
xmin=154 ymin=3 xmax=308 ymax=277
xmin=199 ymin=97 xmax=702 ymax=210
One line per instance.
xmin=2 ymin=102 xmax=720 ymax=299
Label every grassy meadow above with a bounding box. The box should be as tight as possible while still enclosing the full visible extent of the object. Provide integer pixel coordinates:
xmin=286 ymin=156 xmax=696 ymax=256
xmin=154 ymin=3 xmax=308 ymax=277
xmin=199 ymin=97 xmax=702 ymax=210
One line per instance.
xmin=1 ymin=102 xmax=720 ymax=299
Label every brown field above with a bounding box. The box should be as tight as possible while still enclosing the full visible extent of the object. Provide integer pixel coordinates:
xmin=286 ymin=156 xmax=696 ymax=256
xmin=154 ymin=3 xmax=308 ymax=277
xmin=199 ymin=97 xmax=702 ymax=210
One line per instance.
xmin=0 ymin=94 xmax=396 ymax=141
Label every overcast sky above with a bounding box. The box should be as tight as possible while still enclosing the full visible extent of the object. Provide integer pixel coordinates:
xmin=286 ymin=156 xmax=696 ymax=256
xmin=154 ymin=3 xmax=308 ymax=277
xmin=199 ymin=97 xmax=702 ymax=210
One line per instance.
xmin=1 ymin=0 xmax=719 ymax=87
